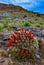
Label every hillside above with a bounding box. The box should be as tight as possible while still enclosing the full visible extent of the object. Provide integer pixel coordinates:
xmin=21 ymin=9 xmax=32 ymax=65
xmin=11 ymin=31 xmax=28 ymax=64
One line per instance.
xmin=0 ymin=3 xmax=44 ymax=18
xmin=0 ymin=3 xmax=44 ymax=28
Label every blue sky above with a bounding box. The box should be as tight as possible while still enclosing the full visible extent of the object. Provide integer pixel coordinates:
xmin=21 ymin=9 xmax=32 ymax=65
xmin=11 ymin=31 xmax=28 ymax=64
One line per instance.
xmin=0 ymin=0 xmax=44 ymax=14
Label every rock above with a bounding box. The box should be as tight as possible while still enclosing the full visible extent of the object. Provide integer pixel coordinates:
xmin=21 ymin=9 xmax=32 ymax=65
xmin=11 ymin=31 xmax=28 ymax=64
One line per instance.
xmin=12 ymin=26 xmax=18 ymax=31
xmin=3 ymin=41 xmax=8 ymax=46
xmin=28 ymin=62 xmax=31 ymax=65
xmin=0 ymin=33 xmax=3 ymax=39
xmin=21 ymin=62 xmax=28 ymax=65
xmin=0 ymin=49 xmax=8 ymax=57
xmin=24 ymin=27 xmax=30 ymax=31
xmin=41 ymin=30 xmax=44 ymax=34
xmin=13 ymin=61 xmax=21 ymax=65
xmin=38 ymin=59 xmax=44 ymax=65
xmin=0 ymin=57 xmax=5 ymax=63
xmin=0 ymin=40 xmax=3 ymax=44
xmin=2 ymin=34 xmax=10 ymax=41
xmin=41 ymin=59 xmax=44 ymax=65
xmin=0 ymin=40 xmax=8 ymax=46
xmin=41 ymin=30 xmax=44 ymax=37
xmin=35 ymin=52 xmax=40 ymax=59
xmin=0 ymin=58 xmax=13 ymax=65
xmin=38 ymin=39 xmax=44 ymax=58
xmin=29 ymin=59 xmax=35 ymax=65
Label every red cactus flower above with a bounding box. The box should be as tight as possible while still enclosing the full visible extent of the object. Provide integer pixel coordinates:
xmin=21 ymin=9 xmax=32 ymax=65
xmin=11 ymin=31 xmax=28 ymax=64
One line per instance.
xmin=18 ymin=31 xmax=21 ymax=35
xmin=27 ymin=32 xmax=35 ymax=40
xmin=25 ymin=31 xmax=29 ymax=36
xmin=14 ymin=31 xmax=18 ymax=34
xmin=29 ymin=31 xmax=33 ymax=35
xmin=19 ymin=28 xmax=25 ymax=31
xmin=32 ymin=38 xmax=35 ymax=42
xmin=25 ymin=51 xmax=29 ymax=56
xmin=30 ymin=35 xmax=34 ymax=39
xmin=14 ymin=31 xmax=20 ymax=35
xmin=21 ymin=50 xmax=24 ymax=57
xmin=15 ymin=36 xmax=20 ymax=40
xmin=10 ymin=35 xmax=15 ymax=40
xmin=19 ymin=28 xmax=26 ymax=33
xmin=8 ymin=40 xmax=13 ymax=46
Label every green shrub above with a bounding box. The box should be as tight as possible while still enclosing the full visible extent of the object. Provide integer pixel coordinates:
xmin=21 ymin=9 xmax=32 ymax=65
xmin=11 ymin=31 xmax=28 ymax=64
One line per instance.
xmin=4 ymin=22 xmax=8 ymax=28
xmin=0 ymin=23 xmax=4 ymax=32
xmin=23 ymin=21 xmax=31 ymax=26
xmin=4 ymin=17 xmax=10 ymax=28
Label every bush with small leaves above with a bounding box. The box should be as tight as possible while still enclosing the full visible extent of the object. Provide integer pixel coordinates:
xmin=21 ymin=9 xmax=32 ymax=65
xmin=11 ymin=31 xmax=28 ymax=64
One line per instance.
xmin=0 ymin=23 xmax=4 ymax=32
xmin=23 ymin=21 xmax=31 ymax=27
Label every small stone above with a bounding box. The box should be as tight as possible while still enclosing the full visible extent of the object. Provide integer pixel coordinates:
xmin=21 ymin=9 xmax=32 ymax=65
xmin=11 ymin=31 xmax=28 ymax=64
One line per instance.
xmin=34 ymin=63 xmax=38 ymax=65
xmin=14 ymin=61 xmax=21 ymax=65
xmin=39 ymin=59 xmax=44 ymax=65
xmin=28 ymin=62 xmax=31 ymax=65
xmin=35 ymin=52 xmax=40 ymax=59
xmin=3 ymin=34 xmax=10 ymax=40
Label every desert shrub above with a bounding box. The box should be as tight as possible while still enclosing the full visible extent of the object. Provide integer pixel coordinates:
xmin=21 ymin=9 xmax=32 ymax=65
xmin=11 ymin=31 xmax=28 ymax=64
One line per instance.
xmin=36 ymin=25 xmax=40 ymax=27
xmin=23 ymin=21 xmax=31 ymax=26
xmin=4 ymin=17 xmax=10 ymax=28
xmin=19 ymin=20 xmax=25 ymax=27
xmin=8 ymin=28 xmax=39 ymax=61
xmin=7 ymin=23 xmax=15 ymax=30
xmin=0 ymin=23 xmax=4 ymax=32
xmin=4 ymin=22 xmax=8 ymax=28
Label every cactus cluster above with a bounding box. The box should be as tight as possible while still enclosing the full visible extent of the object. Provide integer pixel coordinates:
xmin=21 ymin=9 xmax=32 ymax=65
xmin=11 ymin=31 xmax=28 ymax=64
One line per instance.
xmin=8 ymin=28 xmax=39 ymax=60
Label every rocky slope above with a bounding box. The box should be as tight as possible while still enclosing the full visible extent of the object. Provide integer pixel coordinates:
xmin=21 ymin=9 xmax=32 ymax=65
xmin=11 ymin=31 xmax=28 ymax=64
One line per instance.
xmin=0 ymin=3 xmax=44 ymax=21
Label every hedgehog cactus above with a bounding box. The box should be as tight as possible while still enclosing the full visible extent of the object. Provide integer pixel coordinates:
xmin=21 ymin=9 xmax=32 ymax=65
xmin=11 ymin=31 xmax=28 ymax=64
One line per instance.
xmin=8 ymin=28 xmax=39 ymax=60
